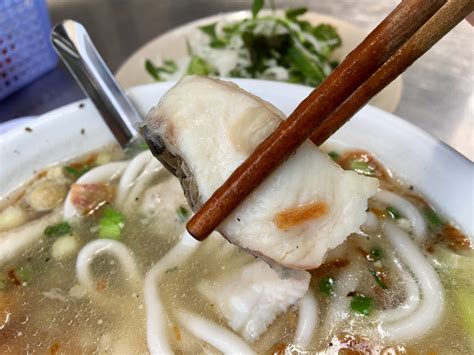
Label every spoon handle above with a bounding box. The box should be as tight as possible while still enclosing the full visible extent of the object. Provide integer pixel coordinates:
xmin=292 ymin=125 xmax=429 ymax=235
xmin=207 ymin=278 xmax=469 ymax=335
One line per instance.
xmin=51 ymin=20 xmax=141 ymax=148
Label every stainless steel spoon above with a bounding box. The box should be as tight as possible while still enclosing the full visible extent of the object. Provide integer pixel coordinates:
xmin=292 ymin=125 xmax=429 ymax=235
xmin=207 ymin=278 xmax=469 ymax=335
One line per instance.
xmin=51 ymin=20 xmax=142 ymax=148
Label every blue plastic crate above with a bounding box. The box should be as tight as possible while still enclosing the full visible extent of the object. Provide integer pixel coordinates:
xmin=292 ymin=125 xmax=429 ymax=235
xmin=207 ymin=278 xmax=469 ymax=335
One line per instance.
xmin=0 ymin=0 xmax=57 ymax=100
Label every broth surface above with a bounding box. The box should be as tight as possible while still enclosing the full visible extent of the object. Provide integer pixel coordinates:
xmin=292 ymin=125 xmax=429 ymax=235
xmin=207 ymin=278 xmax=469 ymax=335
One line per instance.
xmin=0 ymin=145 xmax=472 ymax=354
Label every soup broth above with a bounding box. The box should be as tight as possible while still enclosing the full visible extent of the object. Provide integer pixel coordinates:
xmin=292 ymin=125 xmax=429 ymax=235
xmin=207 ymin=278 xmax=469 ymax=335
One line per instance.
xmin=0 ymin=145 xmax=472 ymax=354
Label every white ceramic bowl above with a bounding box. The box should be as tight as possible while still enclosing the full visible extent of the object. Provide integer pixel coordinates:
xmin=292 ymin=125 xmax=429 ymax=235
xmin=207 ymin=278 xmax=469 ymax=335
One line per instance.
xmin=0 ymin=80 xmax=472 ymax=237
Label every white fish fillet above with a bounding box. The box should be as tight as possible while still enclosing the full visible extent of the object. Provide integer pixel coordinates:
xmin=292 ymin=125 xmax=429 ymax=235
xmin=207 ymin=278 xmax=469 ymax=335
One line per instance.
xmin=142 ymin=76 xmax=378 ymax=269
xmin=198 ymin=260 xmax=310 ymax=342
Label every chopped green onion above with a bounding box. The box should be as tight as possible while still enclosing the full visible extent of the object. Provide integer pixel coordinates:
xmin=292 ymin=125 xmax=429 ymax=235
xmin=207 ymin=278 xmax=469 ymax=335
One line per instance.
xmin=64 ymin=165 xmax=90 ymax=178
xmin=15 ymin=266 xmax=32 ymax=283
xmin=177 ymin=206 xmax=189 ymax=223
xmin=99 ymin=207 xmax=125 ymax=240
xmin=369 ymin=269 xmax=388 ymax=289
xmin=44 ymin=222 xmax=72 ymax=237
xmin=319 ymin=276 xmax=335 ymax=296
xmin=251 ymin=0 xmax=264 ymax=18
xmin=165 ymin=266 xmax=178 ymax=273
xmin=369 ymin=247 xmax=383 ymax=261
xmin=386 ymin=206 xmax=401 ymax=219
xmin=327 ymin=151 xmax=340 ymax=161
xmin=285 ymin=7 xmax=308 ymax=19
xmin=0 ymin=279 xmax=6 ymax=290
xmin=423 ymin=207 xmax=445 ymax=229
xmin=349 ymin=160 xmax=376 ymax=177
xmin=350 ymin=295 xmax=373 ymax=315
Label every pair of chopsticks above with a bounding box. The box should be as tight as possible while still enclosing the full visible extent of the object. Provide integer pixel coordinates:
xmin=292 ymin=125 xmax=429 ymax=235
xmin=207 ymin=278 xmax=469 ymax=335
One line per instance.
xmin=187 ymin=0 xmax=474 ymax=241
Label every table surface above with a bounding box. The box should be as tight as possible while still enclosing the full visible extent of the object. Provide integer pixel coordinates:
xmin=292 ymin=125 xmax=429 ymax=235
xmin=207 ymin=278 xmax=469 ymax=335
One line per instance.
xmin=1 ymin=0 xmax=473 ymax=161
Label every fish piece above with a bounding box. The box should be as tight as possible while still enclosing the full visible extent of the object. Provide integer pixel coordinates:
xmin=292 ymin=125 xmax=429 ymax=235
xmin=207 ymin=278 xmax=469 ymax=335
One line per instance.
xmin=141 ymin=76 xmax=378 ymax=269
xmin=198 ymin=260 xmax=310 ymax=342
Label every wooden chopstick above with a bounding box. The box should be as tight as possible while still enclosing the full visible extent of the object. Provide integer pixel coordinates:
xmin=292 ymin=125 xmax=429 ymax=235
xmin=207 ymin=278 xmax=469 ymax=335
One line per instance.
xmin=309 ymin=0 xmax=474 ymax=146
xmin=186 ymin=0 xmax=449 ymax=241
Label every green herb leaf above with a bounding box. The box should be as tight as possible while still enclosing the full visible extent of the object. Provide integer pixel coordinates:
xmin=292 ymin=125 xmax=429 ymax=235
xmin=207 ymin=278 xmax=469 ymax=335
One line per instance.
xmin=369 ymin=247 xmax=383 ymax=261
xmin=319 ymin=276 xmax=335 ymax=296
xmin=350 ymin=295 xmax=373 ymax=315
xmin=287 ymin=47 xmax=326 ymax=85
xmin=64 ymin=165 xmax=90 ymax=178
xmin=209 ymin=39 xmax=227 ymax=48
xmin=386 ymin=206 xmax=401 ymax=220
xmin=199 ymin=23 xmax=218 ymax=40
xmin=44 ymin=222 xmax=72 ymax=237
xmin=165 ymin=266 xmax=178 ymax=273
xmin=312 ymin=24 xmax=342 ymax=50
xmin=177 ymin=206 xmax=189 ymax=223
xmin=145 ymin=59 xmax=178 ymax=81
xmin=145 ymin=59 xmax=162 ymax=80
xmin=99 ymin=207 xmax=124 ymax=240
xmin=186 ymin=56 xmax=212 ymax=75
xmin=349 ymin=160 xmax=376 ymax=177
xmin=423 ymin=207 xmax=445 ymax=229
xmin=369 ymin=269 xmax=388 ymax=289
xmin=285 ymin=7 xmax=307 ymax=19
xmin=328 ymin=151 xmax=340 ymax=161
xmin=252 ymin=0 xmax=264 ymax=18
xmin=162 ymin=59 xmax=178 ymax=73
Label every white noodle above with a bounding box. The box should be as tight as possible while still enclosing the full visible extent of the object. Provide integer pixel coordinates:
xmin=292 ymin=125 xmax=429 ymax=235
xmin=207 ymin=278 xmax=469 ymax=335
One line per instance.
xmin=362 ymin=211 xmax=379 ymax=233
xmin=379 ymin=223 xmax=444 ymax=341
xmin=124 ymin=158 xmax=163 ymax=207
xmin=378 ymin=255 xmax=420 ymax=323
xmin=76 ymin=239 xmax=142 ymax=298
xmin=116 ymin=151 xmax=153 ymax=204
xmin=0 ymin=208 xmax=62 ymax=265
xmin=175 ymin=309 xmax=255 ymax=355
xmin=294 ymin=291 xmax=319 ymax=349
xmin=63 ymin=162 xmax=127 ymax=219
xmin=374 ymin=190 xmax=427 ymax=241
xmin=319 ymin=269 xmax=359 ymax=341
xmin=144 ymin=229 xmax=200 ymax=355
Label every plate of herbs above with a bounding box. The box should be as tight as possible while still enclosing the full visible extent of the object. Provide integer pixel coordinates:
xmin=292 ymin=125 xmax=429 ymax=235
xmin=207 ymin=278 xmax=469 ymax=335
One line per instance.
xmin=116 ymin=3 xmax=402 ymax=112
